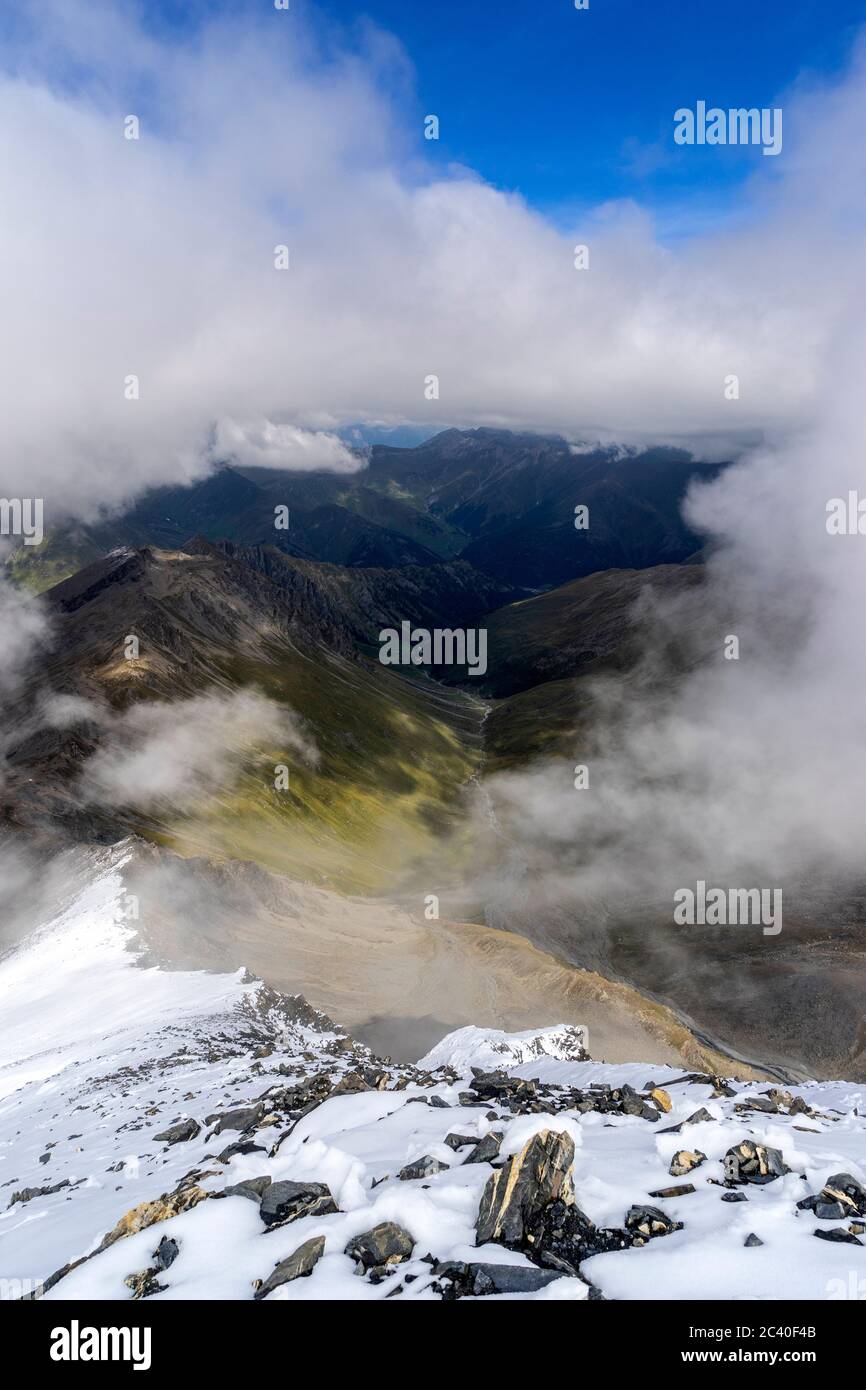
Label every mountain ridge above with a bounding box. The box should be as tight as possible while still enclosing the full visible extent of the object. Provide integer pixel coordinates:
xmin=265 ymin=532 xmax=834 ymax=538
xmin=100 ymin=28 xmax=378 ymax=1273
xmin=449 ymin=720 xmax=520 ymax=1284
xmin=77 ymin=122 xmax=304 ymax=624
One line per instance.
xmin=6 ymin=427 xmax=722 ymax=594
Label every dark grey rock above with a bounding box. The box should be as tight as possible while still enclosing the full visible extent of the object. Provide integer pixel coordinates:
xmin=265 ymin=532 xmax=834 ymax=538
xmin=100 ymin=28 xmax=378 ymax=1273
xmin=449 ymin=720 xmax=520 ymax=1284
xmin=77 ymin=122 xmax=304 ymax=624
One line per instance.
xmin=345 ymin=1222 xmax=414 ymax=1271
xmin=434 ymin=1260 xmax=566 ymax=1298
xmin=153 ymin=1236 xmax=179 ymax=1270
xmin=444 ymin=1133 xmax=478 ymax=1151
xmin=254 ymin=1235 xmax=326 ymax=1298
xmin=469 ymin=1069 xmax=538 ymax=1105
xmin=154 ymin=1118 xmax=201 ymax=1145
xmin=798 ymin=1172 xmax=866 ymax=1219
xmin=218 ymin=1175 xmax=273 ymax=1203
xmin=622 ymin=1095 xmax=660 ymax=1122
xmin=8 ymin=1178 xmax=73 ymax=1207
xmin=464 ymin=1132 xmax=503 ymax=1165
xmin=216 ymin=1140 xmax=267 ymax=1163
xmin=814 ymin=1200 xmax=849 ymax=1220
xmin=625 ymin=1205 xmax=683 ymax=1241
xmin=398 ymin=1155 xmax=449 ymax=1181
xmin=723 ymin=1141 xmax=788 ymax=1186
xmin=683 ymin=1108 xmax=716 ymax=1126
xmin=260 ymin=1180 xmax=337 ymax=1228
xmin=735 ymin=1095 xmax=778 ymax=1114
xmin=207 ymin=1104 xmax=264 ymax=1135
xmin=476 ymin=1130 xmax=574 ymax=1246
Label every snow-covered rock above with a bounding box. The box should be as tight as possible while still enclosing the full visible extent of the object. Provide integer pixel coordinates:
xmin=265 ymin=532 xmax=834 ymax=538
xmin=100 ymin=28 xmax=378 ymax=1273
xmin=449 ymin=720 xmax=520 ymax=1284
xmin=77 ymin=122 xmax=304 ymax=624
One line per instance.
xmin=418 ymin=1023 xmax=589 ymax=1072
xmin=2 ymin=848 xmax=866 ymax=1303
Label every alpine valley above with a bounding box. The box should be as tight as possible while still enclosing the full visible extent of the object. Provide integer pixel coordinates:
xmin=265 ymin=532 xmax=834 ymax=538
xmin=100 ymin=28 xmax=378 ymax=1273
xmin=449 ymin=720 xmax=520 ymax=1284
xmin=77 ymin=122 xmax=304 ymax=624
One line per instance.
xmin=2 ymin=430 xmax=865 ymax=1304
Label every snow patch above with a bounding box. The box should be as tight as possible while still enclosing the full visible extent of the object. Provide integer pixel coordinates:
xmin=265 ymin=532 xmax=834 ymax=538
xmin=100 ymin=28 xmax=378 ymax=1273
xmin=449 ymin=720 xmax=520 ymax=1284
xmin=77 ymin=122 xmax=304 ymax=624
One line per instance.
xmin=418 ymin=1023 xmax=588 ymax=1072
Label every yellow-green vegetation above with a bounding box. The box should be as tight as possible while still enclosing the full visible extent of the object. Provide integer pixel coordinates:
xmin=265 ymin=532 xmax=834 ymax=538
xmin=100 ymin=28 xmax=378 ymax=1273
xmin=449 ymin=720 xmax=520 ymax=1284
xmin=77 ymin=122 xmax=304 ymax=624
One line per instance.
xmin=484 ymin=677 xmax=584 ymax=774
xmin=149 ymin=641 xmax=487 ymax=895
xmin=4 ymin=536 xmax=96 ymax=593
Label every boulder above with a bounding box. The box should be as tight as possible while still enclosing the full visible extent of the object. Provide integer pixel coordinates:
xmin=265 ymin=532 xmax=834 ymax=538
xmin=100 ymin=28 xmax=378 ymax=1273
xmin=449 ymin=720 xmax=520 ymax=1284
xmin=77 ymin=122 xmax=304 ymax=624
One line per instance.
xmin=723 ymin=1141 xmax=788 ymax=1186
xmin=217 ymin=1176 xmax=273 ymax=1204
xmin=207 ymin=1104 xmax=264 ymax=1135
xmin=469 ymin=1069 xmax=538 ymax=1106
xmin=622 ymin=1093 xmax=660 ymax=1122
xmin=216 ymin=1140 xmax=267 ymax=1163
xmin=683 ymin=1107 xmax=716 ymax=1127
xmin=153 ymin=1236 xmax=179 ymax=1271
xmin=99 ymin=1185 xmax=209 ymax=1250
xmin=526 ymin=1198 xmax=630 ymax=1273
xmin=345 ymin=1222 xmax=414 ymax=1271
xmin=398 ymin=1155 xmax=449 ymax=1181
xmin=464 ymin=1132 xmax=503 ymax=1165
xmin=798 ymin=1173 xmax=866 ymax=1219
xmin=123 ymin=1267 xmax=166 ymax=1300
xmin=254 ymin=1236 xmax=326 ymax=1299
xmin=649 ymin=1088 xmax=673 ymax=1113
xmin=444 ymin=1133 xmax=478 ymax=1150
xmin=434 ymin=1260 xmax=566 ymax=1299
xmin=670 ymin=1150 xmax=707 ymax=1177
xmin=8 ymin=1179 xmax=74 ymax=1207
xmin=154 ymin=1118 xmax=201 ymax=1145
xmin=625 ymin=1205 xmax=683 ymax=1242
xmin=259 ymin=1180 xmax=338 ymax=1228
xmin=476 ymin=1129 xmax=575 ymax=1247
xmin=735 ymin=1095 xmax=778 ymax=1114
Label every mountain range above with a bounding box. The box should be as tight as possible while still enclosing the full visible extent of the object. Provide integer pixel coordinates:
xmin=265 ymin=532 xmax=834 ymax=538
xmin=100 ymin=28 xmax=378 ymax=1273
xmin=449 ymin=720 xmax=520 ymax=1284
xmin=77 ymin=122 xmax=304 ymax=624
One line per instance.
xmin=8 ymin=428 xmax=719 ymax=594
xmin=3 ymin=429 xmax=865 ymax=1087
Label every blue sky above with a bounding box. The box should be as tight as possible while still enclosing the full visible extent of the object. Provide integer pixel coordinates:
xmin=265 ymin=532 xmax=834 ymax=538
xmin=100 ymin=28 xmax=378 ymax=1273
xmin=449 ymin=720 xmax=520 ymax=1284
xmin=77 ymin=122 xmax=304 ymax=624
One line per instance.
xmin=2 ymin=0 xmax=864 ymax=496
xmin=142 ymin=0 xmax=865 ymax=232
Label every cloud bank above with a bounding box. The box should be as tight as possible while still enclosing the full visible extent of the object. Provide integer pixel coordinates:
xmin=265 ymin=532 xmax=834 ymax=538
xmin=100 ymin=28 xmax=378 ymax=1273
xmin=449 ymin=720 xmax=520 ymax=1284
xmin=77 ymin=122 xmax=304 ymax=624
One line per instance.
xmin=212 ymin=419 xmax=362 ymax=473
xmin=78 ymin=690 xmax=318 ymax=813
xmin=1 ymin=0 xmax=864 ymax=525
xmin=1 ymin=0 xmax=865 ymax=947
xmin=478 ymin=334 xmax=866 ymax=923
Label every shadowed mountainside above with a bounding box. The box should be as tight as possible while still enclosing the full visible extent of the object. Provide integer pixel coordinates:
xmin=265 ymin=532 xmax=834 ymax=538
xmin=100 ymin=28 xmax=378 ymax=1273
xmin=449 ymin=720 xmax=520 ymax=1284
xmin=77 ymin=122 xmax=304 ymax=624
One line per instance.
xmin=6 ymin=427 xmax=721 ymax=594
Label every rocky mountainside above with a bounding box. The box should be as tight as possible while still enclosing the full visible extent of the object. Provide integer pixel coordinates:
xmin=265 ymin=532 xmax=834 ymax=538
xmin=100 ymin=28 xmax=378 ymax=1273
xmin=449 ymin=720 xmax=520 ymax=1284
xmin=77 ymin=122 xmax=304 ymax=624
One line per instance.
xmin=368 ymin=430 xmax=720 ymax=588
xmin=1 ymin=543 xmax=492 ymax=888
xmin=2 ymin=849 xmax=864 ymax=1304
xmin=6 ymin=537 xmax=866 ymax=1082
xmin=6 ymin=428 xmax=721 ymax=594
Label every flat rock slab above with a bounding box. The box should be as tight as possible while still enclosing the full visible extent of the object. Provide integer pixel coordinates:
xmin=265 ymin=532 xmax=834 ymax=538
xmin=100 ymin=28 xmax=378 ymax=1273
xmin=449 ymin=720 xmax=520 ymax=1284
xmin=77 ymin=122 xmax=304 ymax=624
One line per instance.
xmin=255 ymin=1236 xmax=326 ymax=1299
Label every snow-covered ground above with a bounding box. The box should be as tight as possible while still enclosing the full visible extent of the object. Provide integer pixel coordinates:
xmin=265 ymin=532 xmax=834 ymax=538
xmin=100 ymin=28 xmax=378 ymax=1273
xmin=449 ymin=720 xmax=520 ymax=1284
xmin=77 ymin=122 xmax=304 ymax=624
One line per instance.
xmin=2 ymin=846 xmax=866 ymax=1302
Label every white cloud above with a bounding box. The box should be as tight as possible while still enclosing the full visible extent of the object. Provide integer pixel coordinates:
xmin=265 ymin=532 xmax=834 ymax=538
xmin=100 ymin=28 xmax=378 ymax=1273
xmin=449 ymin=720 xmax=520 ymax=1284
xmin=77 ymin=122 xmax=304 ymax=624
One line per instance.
xmin=2 ymin=0 xmax=866 ymax=919
xmin=212 ymin=419 xmax=362 ymax=473
xmin=79 ymin=690 xmax=318 ymax=812
xmin=0 ymin=579 xmax=51 ymax=697
xmin=478 ymin=332 xmax=866 ymax=910
xmin=1 ymin=2 xmax=865 ymax=526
